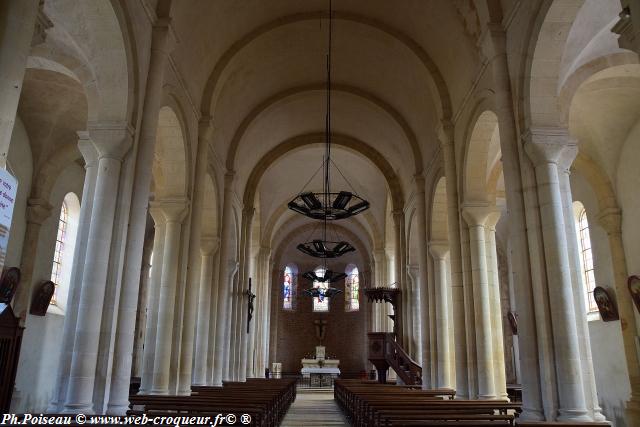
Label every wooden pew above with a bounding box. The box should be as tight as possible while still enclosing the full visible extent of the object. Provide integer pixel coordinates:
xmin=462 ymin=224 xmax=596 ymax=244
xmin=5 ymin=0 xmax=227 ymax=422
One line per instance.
xmin=128 ymin=378 xmax=296 ymax=427
xmin=335 ymin=379 xmax=521 ymax=427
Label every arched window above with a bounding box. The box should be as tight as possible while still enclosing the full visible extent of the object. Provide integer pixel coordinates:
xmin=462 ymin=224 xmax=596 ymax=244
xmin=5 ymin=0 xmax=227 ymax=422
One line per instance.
xmin=283 ymin=266 xmax=293 ymax=310
xmin=49 ymin=192 xmax=80 ymax=312
xmin=313 ymin=267 xmax=329 ymax=312
xmin=50 ymin=201 xmax=69 ymax=305
xmin=575 ymin=203 xmax=598 ymax=313
xmin=345 ymin=264 xmax=359 ymax=311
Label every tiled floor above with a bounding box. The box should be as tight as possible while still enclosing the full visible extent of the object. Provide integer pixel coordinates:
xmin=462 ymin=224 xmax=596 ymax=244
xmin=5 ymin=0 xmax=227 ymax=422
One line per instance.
xmin=280 ymin=388 xmax=349 ymax=426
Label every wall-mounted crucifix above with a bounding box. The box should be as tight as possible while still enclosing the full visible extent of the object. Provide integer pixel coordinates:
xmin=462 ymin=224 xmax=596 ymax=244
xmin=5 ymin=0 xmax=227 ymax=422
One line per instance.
xmin=245 ymin=278 xmax=256 ymax=333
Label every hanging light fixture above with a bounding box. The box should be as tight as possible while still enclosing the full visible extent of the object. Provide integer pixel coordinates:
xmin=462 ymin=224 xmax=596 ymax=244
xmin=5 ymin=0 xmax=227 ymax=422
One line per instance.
xmin=287 ymin=0 xmax=369 ymax=221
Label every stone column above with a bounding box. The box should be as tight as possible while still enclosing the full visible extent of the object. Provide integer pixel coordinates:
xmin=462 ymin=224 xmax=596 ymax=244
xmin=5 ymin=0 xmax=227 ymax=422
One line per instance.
xmin=133 ymin=246 xmax=153 ymax=377
xmin=482 ymin=25 xmax=544 ymax=419
xmin=598 ymin=208 xmax=640 ymax=423
xmin=524 ymin=128 xmax=589 ymax=421
xmin=485 ymin=214 xmax=508 ymax=400
xmin=462 ymin=204 xmax=496 ymax=399
xmin=414 ymin=176 xmax=432 ymax=386
xmin=429 ymin=242 xmax=453 ymax=389
xmin=558 ymin=147 xmax=605 ymax=421
xmin=392 ymin=210 xmax=406 ymax=344
xmin=150 ymin=199 xmax=188 ymax=395
xmin=237 ymin=208 xmax=255 ymax=382
xmin=0 ymin=0 xmax=38 ymax=167
xmin=407 ymin=264 xmax=422 ymax=362
xmin=48 ymin=135 xmax=98 ymax=412
xmin=12 ymin=198 xmax=52 ymax=321
xmin=206 ymin=252 xmax=221 ymax=385
xmin=138 ymin=209 xmax=167 ymax=395
xmin=106 ymin=17 xmax=175 ymax=412
xmin=193 ymin=237 xmax=219 ymax=385
xmin=177 ymin=118 xmax=213 ymax=395
xmin=437 ymin=122 xmax=468 ymax=398
xmin=212 ymin=172 xmax=237 ymax=386
xmin=63 ymin=123 xmax=133 ymax=413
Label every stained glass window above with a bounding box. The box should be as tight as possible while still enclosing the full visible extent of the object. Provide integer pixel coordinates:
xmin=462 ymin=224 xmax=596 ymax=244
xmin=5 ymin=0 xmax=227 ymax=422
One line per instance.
xmin=345 ymin=265 xmax=359 ymax=311
xmin=313 ymin=267 xmax=329 ymax=312
xmin=283 ymin=266 xmax=293 ymax=310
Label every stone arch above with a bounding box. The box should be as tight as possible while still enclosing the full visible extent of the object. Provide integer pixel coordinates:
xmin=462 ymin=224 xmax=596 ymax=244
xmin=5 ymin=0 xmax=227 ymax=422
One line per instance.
xmin=429 ymin=176 xmax=449 ymax=242
xmin=40 ymin=0 xmax=131 ymax=123
xmin=463 ymin=110 xmax=501 ymax=203
xmin=226 ymin=83 xmax=423 ymax=174
xmin=558 ymin=52 xmax=639 ymax=123
xmin=200 ymin=11 xmax=452 ymax=121
xmin=242 ymin=132 xmax=405 ymax=213
xmin=572 ymin=152 xmax=619 ymax=213
xmin=201 ymin=173 xmax=219 ymax=238
xmin=152 ymin=106 xmax=189 ymax=199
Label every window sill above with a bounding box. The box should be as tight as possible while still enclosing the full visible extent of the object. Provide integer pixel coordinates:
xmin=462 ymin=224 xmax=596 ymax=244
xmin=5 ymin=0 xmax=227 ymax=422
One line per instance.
xmin=586 ymin=311 xmax=601 ymax=322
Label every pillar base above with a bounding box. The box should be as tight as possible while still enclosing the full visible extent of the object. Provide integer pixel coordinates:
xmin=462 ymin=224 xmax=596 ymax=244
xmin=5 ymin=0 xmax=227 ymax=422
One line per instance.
xmin=557 ymin=409 xmax=592 ymax=422
xmin=62 ymin=403 xmax=95 ymax=415
xmin=105 ymin=403 xmax=128 ymax=415
xmin=518 ymin=407 xmax=545 ymax=422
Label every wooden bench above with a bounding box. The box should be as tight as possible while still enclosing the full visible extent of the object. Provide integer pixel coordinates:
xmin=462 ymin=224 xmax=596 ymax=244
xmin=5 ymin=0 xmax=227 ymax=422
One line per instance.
xmin=335 ymin=379 xmax=521 ymax=427
xmin=128 ymin=378 xmax=296 ymax=427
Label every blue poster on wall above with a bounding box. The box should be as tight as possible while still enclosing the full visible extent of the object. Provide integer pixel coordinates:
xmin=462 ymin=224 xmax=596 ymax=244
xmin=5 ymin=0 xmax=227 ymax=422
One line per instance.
xmin=0 ymin=168 xmax=18 ymax=272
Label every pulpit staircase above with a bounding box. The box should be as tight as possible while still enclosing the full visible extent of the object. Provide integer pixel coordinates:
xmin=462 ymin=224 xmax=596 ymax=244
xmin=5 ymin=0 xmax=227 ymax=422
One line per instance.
xmin=367 ymin=332 xmax=422 ymax=385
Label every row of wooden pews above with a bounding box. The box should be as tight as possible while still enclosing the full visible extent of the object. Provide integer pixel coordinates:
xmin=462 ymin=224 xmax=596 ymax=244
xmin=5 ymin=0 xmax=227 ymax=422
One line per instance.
xmin=335 ymin=379 xmax=520 ymax=427
xmin=128 ymin=378 xmax=296 ymax=427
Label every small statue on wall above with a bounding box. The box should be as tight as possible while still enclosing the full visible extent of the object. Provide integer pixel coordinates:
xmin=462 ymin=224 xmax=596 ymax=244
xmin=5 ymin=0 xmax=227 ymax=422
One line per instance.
xmin=594 ymin=286 xmax=619 ymax=321
xmin=0 ymin=267 xmax=20 ymax=304
xmin=30 ymin=280 xmax=55 ymax=316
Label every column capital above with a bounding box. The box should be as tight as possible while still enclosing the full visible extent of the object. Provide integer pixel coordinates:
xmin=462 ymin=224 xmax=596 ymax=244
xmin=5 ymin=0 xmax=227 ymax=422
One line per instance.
xmin=150 ymin=198 xmax=189 ymax=222
xmin=151 ymin=17 xmax=177 ymax=56
xmin=523 ymin=127 xmax=576 ymax=167
xmin=461 ymin=202 xmax=498 ymax=227
xmin=597 ymin=207 xmax=622 ymax=235
xmin=26 ymin=198 xmax=53 ymax=225
xmin=201 ymin=236 xmax=220 ymax=256
xmin=224 ymin=170 xmax=236 ymax=187
xmin=436 ymin=120 xmax=455 ymax=147
xmin=77 ymin=131 xmax=98 ymax=168
xmin=149 ymin=205 xmax=167 ymax=226
xmin=429 ymin=241 xmax=450 ymax=259
xmin=87 ymin=122 xmax=134 ymax=160
xmin=198 ymin=116 xmax=215 ymax=142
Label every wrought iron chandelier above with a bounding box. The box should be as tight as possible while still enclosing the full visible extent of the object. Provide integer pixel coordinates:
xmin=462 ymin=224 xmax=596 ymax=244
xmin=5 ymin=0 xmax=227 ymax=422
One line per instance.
xmin=287 ymin=0 xmax=369 ymax=222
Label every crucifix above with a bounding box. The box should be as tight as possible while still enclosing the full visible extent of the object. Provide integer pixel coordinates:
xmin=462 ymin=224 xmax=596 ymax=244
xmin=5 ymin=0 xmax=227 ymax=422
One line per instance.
xmin=314 ymin=319 xmax=327 ymax=344
xmin=245 ymin=278 xmax=256 ymax=333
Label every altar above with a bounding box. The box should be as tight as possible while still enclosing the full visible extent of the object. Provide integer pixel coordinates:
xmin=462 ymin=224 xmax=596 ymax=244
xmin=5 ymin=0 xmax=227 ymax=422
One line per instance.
xmin=300 ymin=346 xmax=340 ymax=387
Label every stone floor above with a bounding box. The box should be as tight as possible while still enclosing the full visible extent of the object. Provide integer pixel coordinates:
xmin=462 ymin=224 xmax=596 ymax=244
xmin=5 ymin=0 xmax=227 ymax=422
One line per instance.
xmin=280 ymin=388 xmax=350 ymax=426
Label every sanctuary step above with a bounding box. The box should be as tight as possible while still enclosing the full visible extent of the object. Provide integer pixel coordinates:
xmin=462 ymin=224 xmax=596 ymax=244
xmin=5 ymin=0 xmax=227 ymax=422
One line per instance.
xmin=280 ymin=388 xmax=349 ymax=426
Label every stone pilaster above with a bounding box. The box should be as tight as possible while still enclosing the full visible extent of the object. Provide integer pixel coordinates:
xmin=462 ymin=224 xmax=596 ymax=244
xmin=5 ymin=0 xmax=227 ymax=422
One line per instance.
xmin=597 ymin=207 xmax=640 ymax=423
xmin=524 ymin=128 xmax=590 ymax=421
xmin=63 ymin=123 xmax=133 ymax=413
xmin=392 ymin=210 xmax=407 ymax=345
xmin=49 ymin=134 xmax=98 ymax=412
xmin=462 ymin=203 xmax=497 ymax=400
xmin=149 ymin=198 xmax=188 ymax=395
xmin=429 ymin=241 xmax=453 ymax=389
xmin=212 ymin=172 xmax=237 ymax=386
xmin=437 ymin=121 xmax=468 ymax=398
xmin=138 ymin=207 xmax=168 ymax=394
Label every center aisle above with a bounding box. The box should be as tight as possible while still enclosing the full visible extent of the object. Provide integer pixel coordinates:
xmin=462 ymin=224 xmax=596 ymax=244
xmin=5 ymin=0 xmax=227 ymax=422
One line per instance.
xmin=280 ymin=388 xmax=350 ymax=426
